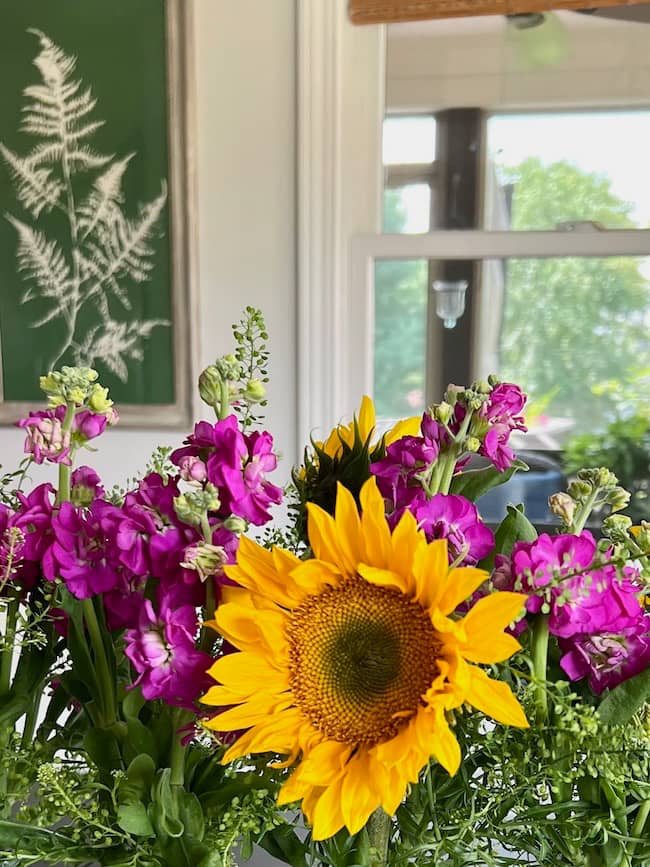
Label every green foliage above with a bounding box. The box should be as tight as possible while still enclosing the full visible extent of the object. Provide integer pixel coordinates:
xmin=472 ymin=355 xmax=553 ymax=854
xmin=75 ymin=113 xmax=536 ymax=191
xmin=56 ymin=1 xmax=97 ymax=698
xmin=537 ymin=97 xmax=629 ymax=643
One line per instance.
xmin=563 ymin=411 xmax=650 ymax=523
xmin=496 ymin=158 xmax=650 ymax=432
xmin=232 ymin=306 xmax=270 ymax=430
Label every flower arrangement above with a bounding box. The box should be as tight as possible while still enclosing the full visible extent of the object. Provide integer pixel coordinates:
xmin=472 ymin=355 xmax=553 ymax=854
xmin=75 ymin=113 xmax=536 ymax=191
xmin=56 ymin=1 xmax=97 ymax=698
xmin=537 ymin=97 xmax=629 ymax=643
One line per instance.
xmin=0 ymin=309 xmax=648 ymax=867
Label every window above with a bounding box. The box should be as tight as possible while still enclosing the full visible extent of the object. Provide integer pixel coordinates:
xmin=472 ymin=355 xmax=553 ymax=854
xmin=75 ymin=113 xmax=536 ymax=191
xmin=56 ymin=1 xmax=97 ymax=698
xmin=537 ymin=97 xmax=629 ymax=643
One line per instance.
xmin=372 ymin=111 xmax=650 ymax=453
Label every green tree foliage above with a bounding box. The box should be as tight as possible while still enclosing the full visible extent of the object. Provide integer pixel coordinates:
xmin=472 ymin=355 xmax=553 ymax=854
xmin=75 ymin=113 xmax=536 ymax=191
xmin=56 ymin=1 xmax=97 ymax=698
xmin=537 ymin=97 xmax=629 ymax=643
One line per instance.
xmin=497 ymin=158 xmax=650 ymax=431
xmin=373 ymin=188 xmax=427 ymax=418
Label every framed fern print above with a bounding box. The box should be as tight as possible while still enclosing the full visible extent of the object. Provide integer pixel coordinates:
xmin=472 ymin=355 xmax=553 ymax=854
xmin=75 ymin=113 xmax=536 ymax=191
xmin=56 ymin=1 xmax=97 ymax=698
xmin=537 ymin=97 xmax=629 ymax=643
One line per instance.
xmin=0 ymin=0 xmax=195 ymax=427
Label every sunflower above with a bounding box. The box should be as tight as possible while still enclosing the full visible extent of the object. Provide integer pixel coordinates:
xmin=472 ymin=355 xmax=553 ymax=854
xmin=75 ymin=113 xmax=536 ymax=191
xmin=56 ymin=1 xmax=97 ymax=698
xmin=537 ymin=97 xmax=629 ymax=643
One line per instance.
xmin=203 ymin=478 xmax=528 ymax=841
xmin=319 ymin=394 xmax=420 ymax=459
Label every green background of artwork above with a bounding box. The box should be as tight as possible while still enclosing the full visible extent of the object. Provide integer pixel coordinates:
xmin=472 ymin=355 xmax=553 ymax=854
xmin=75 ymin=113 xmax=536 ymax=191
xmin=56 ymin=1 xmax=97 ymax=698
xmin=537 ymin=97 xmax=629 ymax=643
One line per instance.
xmin=0 ymin=0 xmax=174 ymax=404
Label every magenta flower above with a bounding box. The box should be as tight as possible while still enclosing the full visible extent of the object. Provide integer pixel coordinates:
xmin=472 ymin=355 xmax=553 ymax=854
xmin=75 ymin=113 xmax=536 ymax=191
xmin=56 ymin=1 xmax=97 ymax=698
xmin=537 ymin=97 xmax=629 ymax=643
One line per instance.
xmin=178 ymin=455 xmax=208 ymax=483
xmin=482 ymin=382 xmax=527 ymax=431
xmin=409 ymin=493 xmax=494 ymax=566
xmin=71 ymin=466 xmax=104 ymax=505
xmin=512 ymin=531 xmax=645 ymax=639
xmin=44 ymin=500 xmax=123 ymax=598
xmin=559 ymin=613 xmax=650 ymax=693
xmin=371 ymin=436 xmax=438 ymax=512
xmin=17 ymin=410 xmax=71 ymax=465
xmin=74 ymin=410 xmax=108 ymax=442
xmin=14 ymin=483 xmax=55 ymax=562
xmin=124 ymin=592 xmax=212 ymax=707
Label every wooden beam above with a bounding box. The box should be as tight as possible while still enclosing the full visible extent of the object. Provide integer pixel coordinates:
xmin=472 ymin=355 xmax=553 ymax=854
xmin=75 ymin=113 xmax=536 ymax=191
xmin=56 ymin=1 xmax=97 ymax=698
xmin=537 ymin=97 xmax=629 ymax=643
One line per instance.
xmin=349 ymin=0 xmax=650 ymax=25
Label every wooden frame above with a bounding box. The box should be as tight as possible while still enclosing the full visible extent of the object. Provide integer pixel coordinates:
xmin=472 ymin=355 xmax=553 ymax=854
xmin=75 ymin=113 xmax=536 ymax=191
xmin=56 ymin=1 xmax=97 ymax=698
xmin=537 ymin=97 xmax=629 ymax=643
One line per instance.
xmin=349 ymin=0 xmax=650 ymax=25
xmin=0 ymin=0 xmax=197 ymax=428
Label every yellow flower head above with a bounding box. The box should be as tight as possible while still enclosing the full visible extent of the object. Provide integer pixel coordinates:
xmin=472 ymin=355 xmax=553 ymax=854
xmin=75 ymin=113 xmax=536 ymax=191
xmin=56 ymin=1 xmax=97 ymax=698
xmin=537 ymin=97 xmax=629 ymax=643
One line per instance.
xmin=319 ymin=395 xmax=420 ymax=460
xmin=203 ymin=478 xmax=528 ymax=841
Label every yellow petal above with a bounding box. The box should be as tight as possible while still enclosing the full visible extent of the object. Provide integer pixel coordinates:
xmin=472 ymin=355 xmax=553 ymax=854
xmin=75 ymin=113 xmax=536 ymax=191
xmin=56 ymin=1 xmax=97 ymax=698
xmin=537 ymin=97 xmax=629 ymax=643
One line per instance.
xmin=462 ymin=631 xmax=523 ymax=664
xmin=387 ymin=509 xmax=422 ymax=593
xmin=291 ymin=559 xmax=341 ymax=595
xmin=429 ymin=708 xmax=461 ymax=776
xmin=412 ymin=539 xmax=449 ymax=609
xmin=465 ymin=665 xmax=529 ymax=728
xmin=208 ymin=651 xmax=289 ymax=690
xmin=334 ymin=483 xmax=363 ymax=574
xmin=460 ymin=592 xmax=527 ymax=662
xmin=437 ymin=566 xmax=488 ymax=616
xmin=358 ymin=564 xmax=408 ymax=594
xmin=307 ymin=501 xmax=348 ymax=573
xmin=359 ymin=478 xmax=392 ymax=567
xmin=357 ymin=395 xmax=377 ymax=443
xmin=295 ymin=739 xmax=353 ymax=786
xmin=208 ymin=694 xmax=293 ymax=731
xmin=215 ymin=602 xmax=288 ymax=656
xmin=340 ymin=754 xmax=381 ymax=835
xmin=310 ymin=777 xmax=346 ymax=841
xmin=385 ymin=414 xmax=421 ymax=445
xmin=225 ymin=535 xmax=305 ymax=607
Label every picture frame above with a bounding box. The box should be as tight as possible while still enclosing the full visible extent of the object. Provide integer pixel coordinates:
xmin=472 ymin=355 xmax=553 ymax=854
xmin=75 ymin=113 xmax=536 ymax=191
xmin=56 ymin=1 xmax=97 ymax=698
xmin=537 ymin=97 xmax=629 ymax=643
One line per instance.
xmin=0 ymin=0 xmax=196 ymax=427
xmin=348 ymin=0 xmax=649 ymax=25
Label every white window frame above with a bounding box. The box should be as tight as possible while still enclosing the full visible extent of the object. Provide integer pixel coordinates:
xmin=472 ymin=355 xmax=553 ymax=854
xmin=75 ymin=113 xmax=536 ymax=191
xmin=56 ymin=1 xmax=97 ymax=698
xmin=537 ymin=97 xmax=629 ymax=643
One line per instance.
xmin=345 ymin=228 xmax=650 ymax=418
xmin=296 ymin=1 xmax=650 ymax=446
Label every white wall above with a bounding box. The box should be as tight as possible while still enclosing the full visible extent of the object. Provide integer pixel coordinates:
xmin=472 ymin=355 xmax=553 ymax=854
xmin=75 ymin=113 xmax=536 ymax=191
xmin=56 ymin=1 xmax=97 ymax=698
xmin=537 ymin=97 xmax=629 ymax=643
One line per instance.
xmin=0 ymin=0 xmax=298 ymax=491
xmin=387 ymin=11 xmax=650 ymax=112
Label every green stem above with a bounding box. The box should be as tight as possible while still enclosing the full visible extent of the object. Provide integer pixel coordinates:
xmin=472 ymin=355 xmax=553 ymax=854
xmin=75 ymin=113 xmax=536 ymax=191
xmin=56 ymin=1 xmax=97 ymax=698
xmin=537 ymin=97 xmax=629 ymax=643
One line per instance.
xmin=571 ymin=487 xmax=599 ymax=534
xmin=218 ymin=379 xmax=230 ymax=420
xmin=531 ymin=615 xmax=550 ymax=726
xmin=81 ymin=597 xmax=116 ymax=726
xmin=56 ymin=401 xmax=77 ymax=505
xmin=366 ymin=807 xmax=391 ymax=867
xmin=169 ymin=708 xmax=192 ymax=787
xmin=629 ymin=799 xmax=650 ymax=859
xmin=0 ymin=597 xmax=18 ymax=696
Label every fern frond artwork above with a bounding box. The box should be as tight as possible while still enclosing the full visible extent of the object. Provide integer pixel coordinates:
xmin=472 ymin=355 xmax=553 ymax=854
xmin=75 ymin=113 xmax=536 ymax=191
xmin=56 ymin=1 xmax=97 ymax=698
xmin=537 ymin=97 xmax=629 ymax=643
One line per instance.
xmin=1 ymin=29 xmax=170 ymax=383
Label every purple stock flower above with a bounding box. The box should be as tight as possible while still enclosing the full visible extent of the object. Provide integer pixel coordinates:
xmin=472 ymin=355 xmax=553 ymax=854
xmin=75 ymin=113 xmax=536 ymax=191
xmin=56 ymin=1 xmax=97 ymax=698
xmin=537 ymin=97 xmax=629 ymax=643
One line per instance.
xmin=410 ymin=494 xmax=494 ymax=566
xmin=480 ymin=425 xmax=517 ymax=473
xmin=124 ymin=591 xmax=212 ymax=707
xmin=482 ymin=383 xmax=527 ymax=431
xmin=172 ymin=417 xmax=282 ymax=526
xmin=371 ymin=436 xmax=438 ymax=512
xmin=45 ymin=500 xmax=123 ymax=598
xmin=512 ymin=531 xmax=645 ymax=639
xmin=559 ymin=613 xmax=650 ymax=694
xmin=71 ymin=466 xmax=104 ymax=505
xmin=17 ymin=410 xmax=71 ymax=465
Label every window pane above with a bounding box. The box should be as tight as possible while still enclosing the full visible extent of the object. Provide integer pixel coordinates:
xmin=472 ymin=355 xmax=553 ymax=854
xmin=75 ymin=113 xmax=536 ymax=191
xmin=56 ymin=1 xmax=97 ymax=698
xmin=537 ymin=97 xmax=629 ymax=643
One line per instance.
xmin=474 ymin=256 xmax=650 ymax=447
xmin=374 ymin=260 xmax=428 ymax=421
xmin=383 ymin=184 xmax=431 ymax=234
xmin=383 ymin=116 xmax=436 ymax=165
xmin=486 ymin=112 xmax=650 ymax=231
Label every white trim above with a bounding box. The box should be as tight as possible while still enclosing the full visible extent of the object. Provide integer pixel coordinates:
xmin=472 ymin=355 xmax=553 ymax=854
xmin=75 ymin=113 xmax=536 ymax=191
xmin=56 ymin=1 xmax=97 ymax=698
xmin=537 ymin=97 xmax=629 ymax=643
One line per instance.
xmin=297 ymin=0 xmax=385 ymax=445
xmin=347 ymin=228 xmax=650 ymax=400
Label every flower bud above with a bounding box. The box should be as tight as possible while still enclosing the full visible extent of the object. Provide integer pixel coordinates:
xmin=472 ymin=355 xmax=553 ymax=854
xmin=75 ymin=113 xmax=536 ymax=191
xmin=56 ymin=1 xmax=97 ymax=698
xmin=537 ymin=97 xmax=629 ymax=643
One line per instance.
xmin=434 ymin=402 xmax=453 ymax=424
xmin=471 ymin=380 xmax=491 ymax=395
xmin=179 ymin=455 xmax=208 ymax=483
xmin=181 ymin=543 xmax=228 ymax=581
xmin=607 ymin=486 xmax=631 ymax=513
xmin=174 ymin=484 xmax=221 ymax=526
xmin=198 ymin=365 xmax=222 ymax=408
xmin=487 ymin=374 xmax=500 ymax=387
xmin=465 ymin=436 xmax=481 ymax=453
xmin=222 ymin=515 xmax=248 ymax=534
xmin=568 ymin=479 xmax=592 ymax=500
xmin=548 ymin=492 xmax=576 ymax=525
xmin=243 ymin=378 xmax=266 ymax=404
xmin=602 ymin=513 xmax=633 ymax=542
xmin=215 ymin=354 xmax=242 ymax=382
xmin=88 ymin=384 xmax=114 ymax=415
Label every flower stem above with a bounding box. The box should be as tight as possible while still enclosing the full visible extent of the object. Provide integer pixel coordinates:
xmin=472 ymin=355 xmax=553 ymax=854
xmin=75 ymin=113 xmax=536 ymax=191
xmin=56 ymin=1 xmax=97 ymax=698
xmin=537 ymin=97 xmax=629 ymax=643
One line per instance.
xmin=81 ymin=597 xmax=116 ymax=726
xmin=531 ymin=614 xmax=550 ymax=726
xmin=0 ymin=596 xmax=18 ymax=696
xmin=366 ymin=807 xmax=391 ymax=866
xmin=56 ymin=401 xmax=76 ymax=505
xmin=629 ymin=798 xmax=650 ymax=859
xmin=169 ymin=708 xmax=192 ymax=787
xmin=571 ymin=486 xmax=599 ymax=534
xmin=218 ymin=379 xmax=230 ymax=420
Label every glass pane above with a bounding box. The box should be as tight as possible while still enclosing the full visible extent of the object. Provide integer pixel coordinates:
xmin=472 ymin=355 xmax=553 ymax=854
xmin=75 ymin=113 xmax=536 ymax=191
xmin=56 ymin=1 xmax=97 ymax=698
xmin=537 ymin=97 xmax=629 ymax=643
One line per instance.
xmin=486 ymin=112 xmax=650 ymax=231
xmin=374 ymin=260 xmax=428 ymax=422
xmin=383 ymin=184 xmax=431 ymax=234
xmin=474 ymin=256 xmax=650 ymax=447
xmin=383 ymin=115 xmax=436 ymax=165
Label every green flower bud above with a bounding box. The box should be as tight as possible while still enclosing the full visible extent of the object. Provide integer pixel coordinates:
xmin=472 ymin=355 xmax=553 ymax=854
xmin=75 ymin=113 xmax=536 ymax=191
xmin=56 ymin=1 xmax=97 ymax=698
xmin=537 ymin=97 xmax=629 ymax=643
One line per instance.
xmin=548 ymin=492 xmax=576 ymax=525
xmin=198 ymin=365 xmax=223 ymax=407
xmin=181 ymin=542 xmax=227 ymax=581
xmin=607 ymin=486 xmax=631 ymax=513
xmin=568 ymin=479 xmax=592 ymax=500
xmin=88 ymin=384 xmax=114 ymax=415
xmin=215 ymin=353 xmax=242 ymax=382
xmin=174 ymin=484 xmax=221 ymax=526
xmin=487 ymin=373 xmax=500 ymax=387
xmin=465 ymin=436 xmax=481 ymax=453
xmin=222 ymin=515 xmax=248 ymax=534
xmin=602 ymin=513 xmax=633 ymax=542
xmin=434 ymin=401 xmax=453 ymax=424
xmin=243 ymin=378 xmax=266 ymax=404
xmin=471 ymin=379 xmax=491 ymax=395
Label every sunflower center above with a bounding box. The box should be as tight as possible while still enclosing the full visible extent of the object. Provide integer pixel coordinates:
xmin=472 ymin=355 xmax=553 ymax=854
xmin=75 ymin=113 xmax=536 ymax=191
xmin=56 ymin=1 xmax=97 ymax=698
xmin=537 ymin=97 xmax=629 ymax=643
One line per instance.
xmin=288 ymin=576 xmax=441 ymax=746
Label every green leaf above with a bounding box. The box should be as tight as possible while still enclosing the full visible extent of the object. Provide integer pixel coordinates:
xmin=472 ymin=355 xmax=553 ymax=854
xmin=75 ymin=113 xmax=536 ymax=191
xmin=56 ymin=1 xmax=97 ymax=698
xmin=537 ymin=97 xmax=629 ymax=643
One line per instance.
xmin=602 ymin=837 xmax=625 ymax=867
xmin=83 ymin=726 xmax=123 ymax=778
xmin=598 ymin=667 xmax=650 ymax=725
xmin=117 ymin=802 xmax=155 ymax=837
xmin=450 ymin=458 xmax=529 ymax=502
xmin=485 ymin=503 xmax=538 ymax=570
xmin=258 ymin=825 xmax=309 ymax=867
xmin=177 ymin=790 xmax=205 ymax=842
xmin=117 ymin=753 xmax=157 ymax=806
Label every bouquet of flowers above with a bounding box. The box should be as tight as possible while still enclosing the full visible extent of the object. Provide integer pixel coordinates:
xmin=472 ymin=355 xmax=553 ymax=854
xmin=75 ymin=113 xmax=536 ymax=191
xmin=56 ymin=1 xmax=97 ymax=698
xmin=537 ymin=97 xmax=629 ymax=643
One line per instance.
xmin=0 ymin=308 xmax=648 ymax=867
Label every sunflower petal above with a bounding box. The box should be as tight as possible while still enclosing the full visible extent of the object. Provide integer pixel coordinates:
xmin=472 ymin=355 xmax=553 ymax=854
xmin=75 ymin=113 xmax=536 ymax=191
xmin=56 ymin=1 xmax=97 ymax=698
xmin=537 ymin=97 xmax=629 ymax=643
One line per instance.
xmin=357 ymin=395 xmax=376 ymax=443
xmin=385 ymin=415 xmax=421 ymax=445
xmin=215 ymin=603 xmax=288 ymax=655
xmin=358 ymin=564 xmax=407 ymax=594
xmin=296 ymin=740 xmax=353 ymax=786
xmin=307 ymin=501 xmax=348 ymax=573
xmin=437 ymin=566 xmax=488 ymax=615
xmin=359 ymin=479 xmax=392 ymax=567
xmin=412 ymin=539 xmax=449 ymax=609
xmin=466 ymin=665 xmax=529 ymax=728
xmin=429 ymin=709 xmax=461 ymax=776
xmin=334 ymin=483 xmax=363 ymax=574
xmin=340 ymin=754 xmax=381 ymax=835
xmin=310 ymin=777 xmax=346 ymax=841
xmin=460 ymin=591 xmax=527 ymax=661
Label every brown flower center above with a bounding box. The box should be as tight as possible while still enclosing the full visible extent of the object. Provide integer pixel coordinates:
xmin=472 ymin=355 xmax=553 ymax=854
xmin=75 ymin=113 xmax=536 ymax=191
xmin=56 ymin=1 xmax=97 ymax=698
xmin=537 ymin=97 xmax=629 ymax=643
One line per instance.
xmin=288 ymin=576 xmax=441 ymax=746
